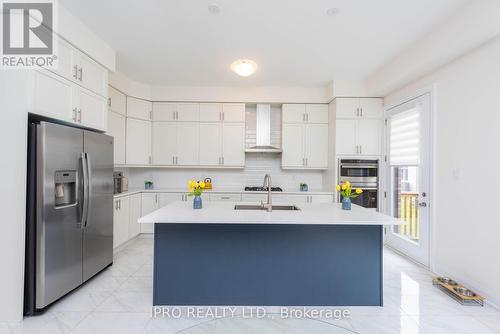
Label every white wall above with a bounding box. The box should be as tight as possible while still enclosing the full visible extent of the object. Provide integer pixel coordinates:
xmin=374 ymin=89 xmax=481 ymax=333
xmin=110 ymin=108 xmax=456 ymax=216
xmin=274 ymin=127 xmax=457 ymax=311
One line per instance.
xmin=0 ymin=3 xmax=115 ymax=322
xmin=123 ymin=154 xmax=326 ymax=192
xmin=150 ymin=85 xmax=329 ymax=103
xmin=384 ymin=36 xmax=500 ymax=307
xmin=109 ymin=71 xmax=151 ymax=100
xmin=0 ymin=71 xmax=31 ymax=322
xmin=367 ymin=0 xmax=500 ymax=97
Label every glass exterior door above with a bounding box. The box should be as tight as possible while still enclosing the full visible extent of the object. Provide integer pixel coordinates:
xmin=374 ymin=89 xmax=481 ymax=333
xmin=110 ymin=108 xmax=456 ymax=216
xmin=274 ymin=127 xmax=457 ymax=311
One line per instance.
xmin=385 ymin=93 xmax=431 ymax=267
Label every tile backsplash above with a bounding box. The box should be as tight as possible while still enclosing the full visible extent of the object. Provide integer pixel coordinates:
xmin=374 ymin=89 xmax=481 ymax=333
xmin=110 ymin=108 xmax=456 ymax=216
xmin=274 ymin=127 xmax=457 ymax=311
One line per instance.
xmin=122 ymin=154 xmax=328 ymax=192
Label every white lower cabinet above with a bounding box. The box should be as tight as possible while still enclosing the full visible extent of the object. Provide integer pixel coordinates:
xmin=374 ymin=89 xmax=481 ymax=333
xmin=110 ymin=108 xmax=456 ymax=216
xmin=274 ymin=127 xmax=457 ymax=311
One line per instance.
xmin=113 ymin=196 xmax=130 ymax=249
xmin=209 ymin=193 xmax=242 ymax=202
xmin=140 ymin=193 xmax=158 ymax=233
xmin=128 ymin=194 xmax=142 ymax=239
xmin=126 ymin=118 xmax=151 ymax=165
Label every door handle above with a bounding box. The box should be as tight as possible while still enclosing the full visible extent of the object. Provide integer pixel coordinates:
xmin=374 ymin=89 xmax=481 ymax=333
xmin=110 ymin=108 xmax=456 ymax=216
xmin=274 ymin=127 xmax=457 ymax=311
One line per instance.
xmin=360 ymin=145 xmax=362 ymax=154
xmin=80 ymin=153 xmax=89 ymax=228
xmin=108 ymin=97 xmax=111 ymax=107
xmin=78 ymin=67 xmax=83 ymax=81
xmin=72 ymin=107 xmax=77 ymax=122
xmin=418 ymin=202 xmax=427 ymax=207
xmin=77 ymin=108 xmax=82 ymax=123
xmin=73 ymin=65 xmax=78 ymax=79
xmin=85 ymin=154 xmax=92 ymax=227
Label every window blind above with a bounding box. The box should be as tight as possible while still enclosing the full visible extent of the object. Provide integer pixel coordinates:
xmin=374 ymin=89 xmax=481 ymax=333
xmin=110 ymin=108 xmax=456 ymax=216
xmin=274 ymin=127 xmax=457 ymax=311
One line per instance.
xmin=390 ymin=108 xmax=420 ymax=166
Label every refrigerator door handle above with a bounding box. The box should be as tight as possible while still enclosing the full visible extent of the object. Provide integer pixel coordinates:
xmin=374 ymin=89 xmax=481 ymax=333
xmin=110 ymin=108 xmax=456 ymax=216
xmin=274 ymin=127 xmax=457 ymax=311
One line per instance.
xmin=84 ymin=153 xmax=92 ymax=228
xmin=80 ymin=153 xmax=89 ymax=228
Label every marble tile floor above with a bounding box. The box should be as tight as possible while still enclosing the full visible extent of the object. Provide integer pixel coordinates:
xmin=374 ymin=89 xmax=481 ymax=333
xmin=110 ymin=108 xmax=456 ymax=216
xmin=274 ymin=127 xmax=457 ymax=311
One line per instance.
xmin=1 ymin=237 xmax=499 ymax=334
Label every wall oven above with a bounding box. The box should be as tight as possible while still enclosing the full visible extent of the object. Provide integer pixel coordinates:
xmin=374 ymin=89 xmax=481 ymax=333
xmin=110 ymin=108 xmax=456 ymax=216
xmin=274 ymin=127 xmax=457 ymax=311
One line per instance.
xmin=338 ymin=159 xmax=379 ymax=210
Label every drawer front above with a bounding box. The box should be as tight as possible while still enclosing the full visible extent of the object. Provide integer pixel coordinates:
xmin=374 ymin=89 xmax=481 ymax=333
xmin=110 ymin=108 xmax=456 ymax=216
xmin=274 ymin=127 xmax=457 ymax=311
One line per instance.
xmin=209 ymin=193 xmax=242 ymax=202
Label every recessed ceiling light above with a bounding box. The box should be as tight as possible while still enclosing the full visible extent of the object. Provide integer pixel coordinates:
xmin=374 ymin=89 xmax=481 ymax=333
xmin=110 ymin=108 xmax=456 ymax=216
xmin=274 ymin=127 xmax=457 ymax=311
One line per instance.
xmin=230 ymin=59 xmax=258 ymax=77
xmin=326 ymin=8 xmax=340 ymax=16
xmin=208 ymin=4 xmax=220 ymax=14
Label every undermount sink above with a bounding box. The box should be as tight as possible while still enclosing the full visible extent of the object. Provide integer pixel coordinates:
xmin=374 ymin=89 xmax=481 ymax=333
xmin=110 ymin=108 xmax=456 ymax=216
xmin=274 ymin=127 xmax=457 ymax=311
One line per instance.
xmin=234 ymin=204 xmax=301 ymax=211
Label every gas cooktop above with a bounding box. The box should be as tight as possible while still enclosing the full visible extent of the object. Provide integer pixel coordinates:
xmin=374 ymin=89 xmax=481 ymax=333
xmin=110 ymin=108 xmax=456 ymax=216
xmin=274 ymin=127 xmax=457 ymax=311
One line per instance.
xmin=244 ymin=186 xmax=283 ymax=192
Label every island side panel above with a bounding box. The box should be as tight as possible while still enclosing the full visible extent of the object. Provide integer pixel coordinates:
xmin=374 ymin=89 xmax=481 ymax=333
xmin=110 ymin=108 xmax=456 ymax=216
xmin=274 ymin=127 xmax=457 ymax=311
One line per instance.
xmin=153 ymin=223 xmax=383 ymax=306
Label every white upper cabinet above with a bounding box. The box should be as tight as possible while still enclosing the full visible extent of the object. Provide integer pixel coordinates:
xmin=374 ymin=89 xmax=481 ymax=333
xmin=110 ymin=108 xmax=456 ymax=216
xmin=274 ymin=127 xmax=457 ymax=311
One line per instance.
xmin=282 ymin=124 xmax=305 ymax=168
xmin=281 ymin=104 xmax=329 ymax=169
xmin=335 ymin=98 xmax=383 ymax=119
xmin=128 ymin=97 xmax=152 ymax=121
xmin=76 ymin=53 xmax=108 ymax=98
xmin=108 ymin=86 xmax=126 ymax=116
xmin=153 ymin=103 xmax=177 ymax=121
xmin=107 ymin=111 xmax=126 ymax=165
xmin=75 ymin=87 xmax=107 ymax=130
xmin=282 ymin=104 xmax=306 ymax=123
xmin=357 ymin=119 xmax=383 ymax=156
xmin=152 ymin=122 xmax=177 ymax=165
xmin=336 ymin=120 xmax=358 ymax=155
xmin=222 ymin=103 xmax=245 ymax=122
xmin=33 ymin=70 xmax=107 ymax=131
xmin=283 ymin=104 xmax=328 ymax=124
xmin=305 ymin=124 xmax=328 ymax=168
xmin=177 ymin=103 xmax=199 ymax=121
xmin=153 ymin=103 xmax=199 ymax=122
xmin=336 ymin=119 xmax=382 ymax=156
xmin=305 ymin=104 xmax=329 ymax=123
xmin=199 ymin=123 xmax=222 ymax=166
xmin=335 ymin=98 xmax=360 ymax=119
xmin=33 ymin=70 xmax=74 ymax=122
xmin=126 ymin=118 xmax=151 ymax=165
xmin=46 ymin=35 xmax=108 ymax=97
xmin=152 ymin=122 xmax=199 ymax=166
xmin=359 ymin=98 xmax=383 ymax=119
xmin=222 ymin=123 xmax=245 ymax=167
xmin=200 ymin=103 xmax=223 ymax=122
xmin=176 ymin=123 xmax=199 ymax=165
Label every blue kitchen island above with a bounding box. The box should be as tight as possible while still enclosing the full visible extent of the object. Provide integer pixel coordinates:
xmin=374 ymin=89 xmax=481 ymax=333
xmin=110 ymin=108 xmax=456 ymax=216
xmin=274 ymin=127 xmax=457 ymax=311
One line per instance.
xmin=139 ymin=201 xmax=401 ymax=307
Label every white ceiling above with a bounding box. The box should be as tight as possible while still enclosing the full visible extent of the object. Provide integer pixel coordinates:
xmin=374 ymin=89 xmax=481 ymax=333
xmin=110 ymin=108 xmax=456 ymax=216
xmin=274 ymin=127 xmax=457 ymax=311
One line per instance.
xmin=60 ymin=0 xmax=470 ymax=87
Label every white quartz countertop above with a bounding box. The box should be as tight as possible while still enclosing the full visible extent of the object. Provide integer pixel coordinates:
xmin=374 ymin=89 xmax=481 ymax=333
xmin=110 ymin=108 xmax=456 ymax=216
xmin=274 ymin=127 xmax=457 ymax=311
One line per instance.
xmin=138 ymin=201 xmax=402 ymax=226
xmin=114 ymin=188 xmax=335 ymax=198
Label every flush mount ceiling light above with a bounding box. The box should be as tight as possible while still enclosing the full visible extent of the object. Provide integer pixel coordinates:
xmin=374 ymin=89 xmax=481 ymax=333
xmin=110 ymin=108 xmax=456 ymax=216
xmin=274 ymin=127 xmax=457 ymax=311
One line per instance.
xmin=208 ymin=4 xmax=220 ymax=14
xmin=230 ymin=59 xmax=258 ymax=77
xmin=326 ymin=7 xmax=340 ymax=16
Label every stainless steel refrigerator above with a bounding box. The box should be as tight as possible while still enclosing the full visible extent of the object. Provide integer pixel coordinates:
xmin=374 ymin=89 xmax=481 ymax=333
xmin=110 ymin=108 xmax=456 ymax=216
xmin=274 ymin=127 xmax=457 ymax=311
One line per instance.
xmin=25 ymin=121 xmax=113 ymax=314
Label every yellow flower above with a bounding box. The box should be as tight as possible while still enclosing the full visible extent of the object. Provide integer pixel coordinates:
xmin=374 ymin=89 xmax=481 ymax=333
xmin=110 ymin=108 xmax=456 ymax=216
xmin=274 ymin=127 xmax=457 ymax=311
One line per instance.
xmin=199 ymin=181 xmax=205 ymax=189
xmin=336 ymin=185 xmax=341 ymax=191
xmin=345 ymin=181 xmax=350 ymax=188
xmin=341 ymin=184 xmax=347 ymax=190
xmin=355 ymin=188 xmax=363 ymax=194
xmin=188 ymin=180 xmax=196 ymax=190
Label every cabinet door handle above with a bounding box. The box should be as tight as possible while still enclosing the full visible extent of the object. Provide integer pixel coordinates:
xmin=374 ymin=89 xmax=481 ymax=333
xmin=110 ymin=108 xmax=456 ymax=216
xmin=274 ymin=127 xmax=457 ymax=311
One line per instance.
xmin=306 ymin=113 xmax=309 ymax=122
xmin=303 ymin=113 xmax=306 ymax=122
xmin=306 ymin=158 xmax=308 ymax=167
xmin=78 ymin=67 xmax=83 ymax=81
xmin=360 ymin=145 xmax=362 ymax=154
xmin=222 ymin=112 xmax=224 ymax=121
xmin=108 ymin=97 xmax=111 ymax=107
xmin=360 ymin=108 xmax=363 ymax=117
xmin=72 ymin=107 xmax=77 ymax=122
xmin=221 ymin=156 xmax=224 ymax=165
xmin=77 ymin=109 xmax=82 ymax=123
xmin=172 ymin=156 xmax=175 ymax=165
xmin=73 ymin=65 xmax=78 ymax=79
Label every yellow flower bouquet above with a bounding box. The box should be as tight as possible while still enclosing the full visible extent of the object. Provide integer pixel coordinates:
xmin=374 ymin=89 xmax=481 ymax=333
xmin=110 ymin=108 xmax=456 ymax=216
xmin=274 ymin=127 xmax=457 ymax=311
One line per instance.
xmin=188 ymin=180 xmax=205 ymax=209
xmin=335 ymin=181 xmax=362 ymax=210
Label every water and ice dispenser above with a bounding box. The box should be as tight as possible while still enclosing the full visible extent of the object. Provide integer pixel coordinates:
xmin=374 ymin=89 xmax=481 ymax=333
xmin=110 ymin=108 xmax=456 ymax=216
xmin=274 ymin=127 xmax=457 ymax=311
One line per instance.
xmin=54 ymin=171 xmax=77 ymax=208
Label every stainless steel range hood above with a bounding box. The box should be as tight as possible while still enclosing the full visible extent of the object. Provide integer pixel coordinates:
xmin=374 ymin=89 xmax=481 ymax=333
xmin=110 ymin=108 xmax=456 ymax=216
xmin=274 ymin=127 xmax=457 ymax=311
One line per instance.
xmin=246 ymin=104 xmax=282 ymax=153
